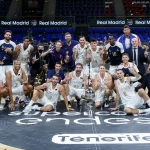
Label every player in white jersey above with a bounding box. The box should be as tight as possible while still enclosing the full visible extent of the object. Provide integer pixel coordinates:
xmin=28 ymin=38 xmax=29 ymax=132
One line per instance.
xmin=72 ymin=36 xmax=90 ymax=70
xmin=92 ymin=64 xmax=114 ymax=108
xmin=85 ymin=38 xmax=105 ymax=76
xmin=15 ymin=36 xmax=34 ymax=77
xmin=23 ymin=74 xmax=74 ymax=112
xmin=110 ymin=69 xmax=150 ymax=115
xmin=0 ymin=73 xmax=8 ymax=98
xmin=63 ymin=63 xmax=87 ymax=106
xmin=5 ymin=60 xmax=33 ymax=110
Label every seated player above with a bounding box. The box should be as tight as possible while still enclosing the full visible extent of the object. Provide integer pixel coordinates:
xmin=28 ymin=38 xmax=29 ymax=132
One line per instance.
xmin=5 ymin=60 xmax=33 ymax=110
xmin=92 ymin=64 xmax=114 ymax=108
xmin=23 ymin=74 xmax=74 ymax=112
xmin=63 ymin=63 xmax=87 ymax=106
xmin=110 ymin=69 xmax=150 ymax=115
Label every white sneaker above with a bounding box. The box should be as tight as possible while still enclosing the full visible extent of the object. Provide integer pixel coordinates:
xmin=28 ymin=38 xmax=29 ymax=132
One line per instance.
xmin=31 ymin=105 xmax=40 ymax=111
xmin=143 ymin=108 xmax=150 ymax=114
xmin=22 ymin=105 xmax=32 ymax=113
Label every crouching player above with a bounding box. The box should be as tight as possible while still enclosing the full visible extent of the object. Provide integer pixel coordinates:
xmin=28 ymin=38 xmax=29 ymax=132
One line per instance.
xmin=92 ymin=64 xmax=114 ymax=108
xmin=23 ymin=74 xmax=74 ymax=112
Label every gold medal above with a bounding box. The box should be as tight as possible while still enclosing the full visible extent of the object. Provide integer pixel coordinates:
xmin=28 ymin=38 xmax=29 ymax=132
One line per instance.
xmin=123 ymin=92 xmax=127 ymax=96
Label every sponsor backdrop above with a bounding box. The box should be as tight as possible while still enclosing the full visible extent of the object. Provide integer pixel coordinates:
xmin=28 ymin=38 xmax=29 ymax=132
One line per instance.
xmin=0 ymin=20 xmax=72 ymax=27
xmin=89 ymin=18 xmax=150 ymax=27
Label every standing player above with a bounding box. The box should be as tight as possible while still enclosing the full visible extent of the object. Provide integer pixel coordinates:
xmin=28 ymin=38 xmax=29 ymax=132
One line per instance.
xmin=15 ymin=36 xmax=34 ymax=77
xmin=5 ymin=60 xmax=33 ymax=110
xmin=23 ymin=74 xmax=74 ymax=112
xmin=72 ymin=36 xmax=90 ymax=70
xmin=110 ymin=69 xmax=150 ymax=115
xmin=0 ymin=30 xmax=16 ymax=73
xmin=105 ymin=34 xmax=124 ymax=75
xmin=92 ymin=64 xmax=114 ymax=108
xmin=117 ymin=25 xmax=141 ymax=51
xmin=62 ymin=32 xmax=79 ymax=71
xmin=86 ymin=38 xmax=105 ymax=74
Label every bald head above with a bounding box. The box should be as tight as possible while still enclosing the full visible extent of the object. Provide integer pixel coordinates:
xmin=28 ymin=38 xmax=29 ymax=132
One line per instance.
xmin=132 ymin=38 xmax=138 ymax=48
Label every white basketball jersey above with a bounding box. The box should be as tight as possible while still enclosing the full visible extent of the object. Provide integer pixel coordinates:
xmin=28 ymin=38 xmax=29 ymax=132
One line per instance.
xmin=45 ymin=83 xmax=60 ymax=104
xmin=69 ymin=71 xmax=84 ymax=89
xmin=74 ymin=44 xmax=87 ymax=66
xmin=10 ymin=69 xmax=22 ymax=88
xmin=97 ymin=72 xmax=108 ymax=91
xmin=17 ymin=43 xmax=33 ymax=63
xmin=90 ymin=46 xmax=101 ymax=68
xmin=116 ymin=77 xmax=136 ymax=105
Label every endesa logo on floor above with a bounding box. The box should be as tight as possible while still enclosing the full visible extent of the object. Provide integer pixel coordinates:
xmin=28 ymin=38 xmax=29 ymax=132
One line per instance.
xmin=52 ymin=133 xmax=150 ymax=144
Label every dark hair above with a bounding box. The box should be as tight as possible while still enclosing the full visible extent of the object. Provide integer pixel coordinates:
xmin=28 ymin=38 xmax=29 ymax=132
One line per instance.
xmin=4 ymin=30 xmax=12 ymax=34
xmin=116 ymin=69 xmax=124 ymax=73
xmin=79 ymin=36 xmax=86 ymax=40
xmin=56 ymin=40 xmax=62 ymax=45
xmin=23 ymin=36 xmax=31 ymax=41
xmin=38 ymin=44 xmax=44 ymax=47
xmin=75 ymin=63 xmax=83 ymax=68
xmin=53 ymin=74 xmax=59 ymax=78
xmin=55 ymin=62 xmax=61 ymax=65
xmin=124 ymin=25 xmax=130 ymax=29
xmin=108 ymin=34 xmax=114 ymax=38
xmin=90 ymin=38 xmax=97 ymax=43
xmin=122 ymin=53 xmax=129 ymax=57
xmin=65 ymin=32 xmax=71 ymax=36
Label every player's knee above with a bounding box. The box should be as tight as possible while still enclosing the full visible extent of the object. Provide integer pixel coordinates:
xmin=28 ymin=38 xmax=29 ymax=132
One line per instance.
xmin=124 ymin=107 xmax=133 ymax=114
xmin=45 ymin=105 xmax=53 ymax=112
xmin=138 ymin=88 xmax=145 ymax=96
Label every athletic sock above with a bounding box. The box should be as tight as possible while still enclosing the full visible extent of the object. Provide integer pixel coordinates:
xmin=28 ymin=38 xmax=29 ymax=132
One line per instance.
xmin=27 ymin=100 xmax=34 ymax=107
xmin=146 ymin=99 xmax=150 ymax=107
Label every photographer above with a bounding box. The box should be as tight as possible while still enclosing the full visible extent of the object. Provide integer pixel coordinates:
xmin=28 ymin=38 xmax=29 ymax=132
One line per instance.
xmin=30 ymin=44 xmax=46 ymax=85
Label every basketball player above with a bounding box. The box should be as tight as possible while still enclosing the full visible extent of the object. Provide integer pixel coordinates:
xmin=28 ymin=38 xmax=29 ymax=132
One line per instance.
xmin=72 ymin=36 xmax=90 ymax=70
xmin=15 ymin=36 xmax=34 ymax=77
xmin=110 ymin=69 xmax=150 ymax=115
xmin=63 ymin=63 xmax=87 ymax=106
xmin=6 ymin=60 xmax=33 ymax=110
xmin=0 ymin=30 xmax=16 ymax=73
xmin=0 ymin=73 xmax=8 ymax=98
xmin=118 ymin=53 xmax=139 ymax=77
xmin=92 ymin=64 xmax=114 ymax=108
xmin=23 ymin=74 xmax=74 ymax=112
xmin=86 ymin=38 xmax=105 ymax=75
xmin=105 ymin=34 xmax=124 ymax=75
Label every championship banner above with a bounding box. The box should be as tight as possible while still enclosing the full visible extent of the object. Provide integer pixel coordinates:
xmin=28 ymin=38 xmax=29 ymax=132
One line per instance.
xmin=89 ymin=18 xmax=150 ymax=27
xmin=0 ymin=19 xmax=73 ymax=27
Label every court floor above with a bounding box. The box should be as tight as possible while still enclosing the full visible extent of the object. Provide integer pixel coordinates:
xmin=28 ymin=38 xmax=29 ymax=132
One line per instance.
xmin=0 ymin=101 xmax=150 ymax=150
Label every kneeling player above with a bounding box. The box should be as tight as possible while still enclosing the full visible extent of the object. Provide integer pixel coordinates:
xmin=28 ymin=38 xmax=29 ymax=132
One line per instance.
xmin=92 ymin=64 xmax=114 ymax=108
xmin=110 ymin=69 xmax=150 ymax=115
xmin=23 ymin=74 xmax=74 ymax=112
